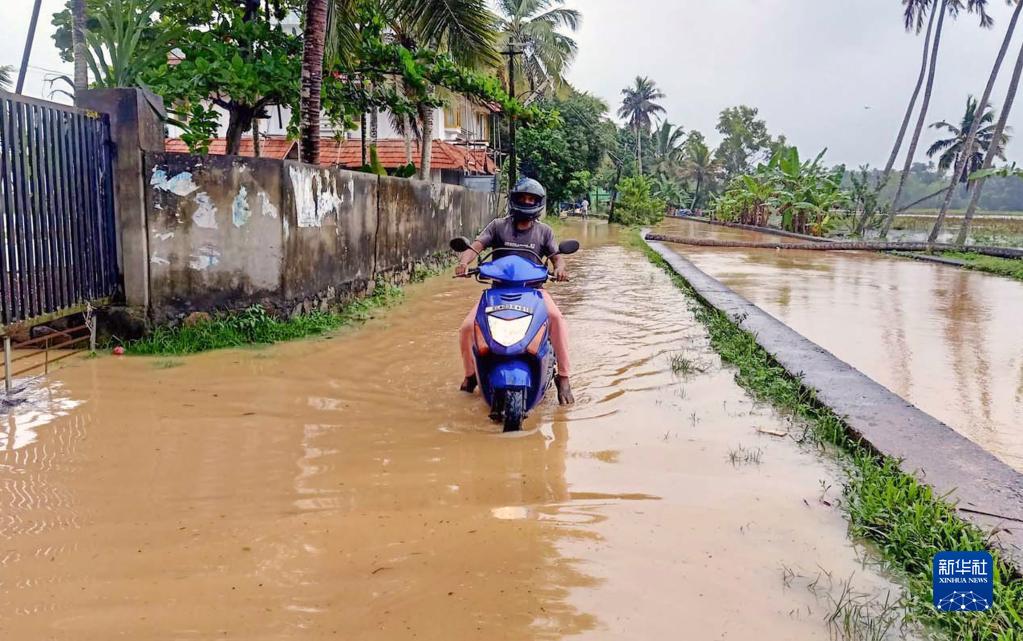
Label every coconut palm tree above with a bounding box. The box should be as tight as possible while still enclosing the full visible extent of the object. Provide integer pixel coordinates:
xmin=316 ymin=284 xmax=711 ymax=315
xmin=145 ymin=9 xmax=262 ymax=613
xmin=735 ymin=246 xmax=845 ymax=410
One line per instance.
xmin=618 ymin=76 xmax=666 ymax=175
xmin=926 ymin=96 xmax=1008 ymax=184
xmin=881 ymin=0 xmax=993 ymax=237
xmin=495 ymin=0 xmax=581 ymax=97
xmin=325 ymin=0 xmax=499 ymax=176
xmin=957 ymin=14 xmax=1023 ymax=244
xmin=0 ymin=65 xmax=12 ymax=91
xmin=300 ymin=0 xmax=330 ymax=164
xmin=929 ymin=0 xmax=1023 ymax=242
xmin=72 ymin=0 xmax=88 ymax=94
xmin=683 ymin=138 xmax=717 ymax=210
xmin=650 ymin=120 xmax=685 ymax=175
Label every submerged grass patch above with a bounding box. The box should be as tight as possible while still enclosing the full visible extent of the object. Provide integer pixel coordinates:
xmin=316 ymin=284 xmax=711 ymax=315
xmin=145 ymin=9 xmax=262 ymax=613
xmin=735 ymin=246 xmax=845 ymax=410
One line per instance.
xmin=940 ymin=251 xmax=1023 ymax=283
xmin=127 ymin=281 xmax=405 ymax=356
xmin=637 ymin=233 xmax=1023 ymax=640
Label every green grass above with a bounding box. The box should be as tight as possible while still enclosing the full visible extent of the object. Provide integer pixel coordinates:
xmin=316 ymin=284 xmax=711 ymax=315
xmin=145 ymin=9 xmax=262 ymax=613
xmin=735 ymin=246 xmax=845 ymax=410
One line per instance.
xmin=636 ymin=233 xmax=1023 ymax=640
xmin=941 ymin=252 xmax=1023 ymax=283
xmin=127 ymin=281 xmax=405 ymax=356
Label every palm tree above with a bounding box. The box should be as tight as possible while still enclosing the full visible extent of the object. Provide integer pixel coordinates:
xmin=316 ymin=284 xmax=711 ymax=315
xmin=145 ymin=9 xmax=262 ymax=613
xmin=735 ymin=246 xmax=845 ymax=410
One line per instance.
xmin=300 ymin=0 xmax=330 ymax=164
xmin=72 ymin=0 xmax=88 ymax=94
xmin=957 ymin=16 xmax=1023 ymax=245
xmin=683 ymin=139 xmax=717 ymax=210
xmin=926 ymin=96 xmax=1008 ymax=184
xmin=495 ymin=0 xmax=581 ymax=97
xmin=881 ymin=0 xmax=993 ymax=237
xmin=388 ymin=0 xmax=500 ymax=177
xmin=650 ymin=120 xmax=685 ymax=175
xmin=618 ymin=76 xmax=666 ymax=175
xmin=0 ymin=65 xmax=12 ymax=91
xmin=929 ymin=0 xmax=1023 ymax=242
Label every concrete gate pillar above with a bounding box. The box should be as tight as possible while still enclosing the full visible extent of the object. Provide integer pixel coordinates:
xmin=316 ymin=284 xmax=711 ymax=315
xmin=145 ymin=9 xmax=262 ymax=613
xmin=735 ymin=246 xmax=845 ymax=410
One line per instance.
xmin=76 ymin=88 xmax=166 ymax=312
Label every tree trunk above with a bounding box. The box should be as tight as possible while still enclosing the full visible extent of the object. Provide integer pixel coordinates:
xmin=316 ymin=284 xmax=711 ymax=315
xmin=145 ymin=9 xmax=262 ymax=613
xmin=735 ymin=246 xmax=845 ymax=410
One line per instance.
xmin=299 ymin=0 xmax=328 ymax=165
xmin=225 ymin=108 xmax=254 ymax=156
xmin=930 ymin=0 xmax=1023 ymax=242
xmin=957 ymin=29 xmax=1023 ymax=245
xmin=360 ymin=111 xmax=367 ymax=166
xmin=71 ymin=0 xmax=88 ymax=95
xmin=252 ymin=118 xmax=261 ymax=157
xmin=418 ymin=102 xmax=433 ymax=180
xmin=636 ymin=123 xmax=643 ymax=175
xmin=691 ymin=175 xmax=702 ymax=210
xmin=856 ymin=2 xmax=937 ymax=234
xmin=882 ymin=0 xmax=947 ymax=238
xmin=403 ymin=113 xmax=413 ymax=164
xmin=370 ymin=108 xmax=379 ymax=146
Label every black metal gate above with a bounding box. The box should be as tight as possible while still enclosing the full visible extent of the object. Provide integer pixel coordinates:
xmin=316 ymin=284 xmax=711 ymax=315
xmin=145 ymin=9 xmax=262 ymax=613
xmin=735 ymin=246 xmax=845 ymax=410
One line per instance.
xmin=0 ymin=91 xmax=119 ymax=329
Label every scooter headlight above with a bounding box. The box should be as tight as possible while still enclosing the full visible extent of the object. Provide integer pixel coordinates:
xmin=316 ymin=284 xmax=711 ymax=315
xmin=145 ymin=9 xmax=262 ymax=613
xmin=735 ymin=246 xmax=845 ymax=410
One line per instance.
xmin=487 ymin=314 xmax=533 ymax=347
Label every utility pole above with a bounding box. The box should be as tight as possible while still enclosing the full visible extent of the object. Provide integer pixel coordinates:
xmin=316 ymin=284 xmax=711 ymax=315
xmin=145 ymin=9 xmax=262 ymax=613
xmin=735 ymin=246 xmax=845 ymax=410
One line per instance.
xmin=500 ymin=42 xmax=523 ymax=189
xmin=608 ymin=152 xmax=623 ymax=223
xmin=16 ymin=0 xmax=43 ymax=94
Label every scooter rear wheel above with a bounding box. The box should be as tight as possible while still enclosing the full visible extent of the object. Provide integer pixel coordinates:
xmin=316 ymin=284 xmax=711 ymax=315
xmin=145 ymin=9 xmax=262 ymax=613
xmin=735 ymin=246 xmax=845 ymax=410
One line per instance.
xmin=502 ymin=388 xmax=526 ymax=433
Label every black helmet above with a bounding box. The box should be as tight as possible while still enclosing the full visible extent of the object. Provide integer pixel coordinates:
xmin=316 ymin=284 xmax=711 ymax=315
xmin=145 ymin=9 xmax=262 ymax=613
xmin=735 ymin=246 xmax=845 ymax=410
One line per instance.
xmin=509 ymin=178 xmax=546 ymax=221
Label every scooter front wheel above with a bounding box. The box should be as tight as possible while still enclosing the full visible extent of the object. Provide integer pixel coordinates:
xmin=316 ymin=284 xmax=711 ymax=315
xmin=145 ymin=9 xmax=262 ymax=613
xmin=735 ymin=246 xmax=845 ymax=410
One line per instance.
xmin=502 ymin=388 xmax=526 ymax=433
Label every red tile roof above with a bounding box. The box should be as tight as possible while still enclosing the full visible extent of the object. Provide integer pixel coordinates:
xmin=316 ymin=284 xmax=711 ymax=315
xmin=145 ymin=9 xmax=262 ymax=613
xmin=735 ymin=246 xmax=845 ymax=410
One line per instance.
xmin=162 ymin=136 xmax=495 ymax=174
xmin=320 ymin=138 xmax=496 ymax=174
xmin=164 ymin=136 xmax=297 ymax=160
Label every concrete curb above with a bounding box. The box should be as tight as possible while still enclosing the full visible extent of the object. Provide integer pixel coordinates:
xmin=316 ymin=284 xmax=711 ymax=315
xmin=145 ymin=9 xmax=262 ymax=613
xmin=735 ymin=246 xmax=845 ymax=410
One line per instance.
xmin=670 ymin=216 xmax=833 ymax=242
xmin=885 ymin=251 xmax=969 ymax=268
xmin=644 ymin=235 xmax=1023 ymax=568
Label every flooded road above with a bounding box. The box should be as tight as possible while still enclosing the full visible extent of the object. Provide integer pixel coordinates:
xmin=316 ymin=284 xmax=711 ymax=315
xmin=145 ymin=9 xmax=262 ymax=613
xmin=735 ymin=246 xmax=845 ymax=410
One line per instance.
xmin=1 ymin=222 xmax=904 ymax=639
xmin=658 ymin=218 xmax=1023 ymax=472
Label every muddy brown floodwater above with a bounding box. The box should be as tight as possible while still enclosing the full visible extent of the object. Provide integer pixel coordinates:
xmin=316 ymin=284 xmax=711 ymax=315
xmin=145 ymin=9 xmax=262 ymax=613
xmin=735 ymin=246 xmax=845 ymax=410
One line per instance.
xmin=658 ymin=218 xmax=1023 ymax=472
xmin=1 ymin=221 xmax=909 ymax=640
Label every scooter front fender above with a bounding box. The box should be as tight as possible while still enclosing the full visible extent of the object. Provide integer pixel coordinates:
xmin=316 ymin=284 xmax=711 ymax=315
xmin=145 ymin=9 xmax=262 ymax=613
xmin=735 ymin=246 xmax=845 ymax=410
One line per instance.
xmin=487 ymin=359 xmax=533 ymax=392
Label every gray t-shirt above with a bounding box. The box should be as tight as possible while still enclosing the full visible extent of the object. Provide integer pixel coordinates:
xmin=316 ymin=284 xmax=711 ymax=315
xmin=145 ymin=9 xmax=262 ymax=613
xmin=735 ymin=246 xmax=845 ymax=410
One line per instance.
xmin=475 ymin=217 xmax=558 ymax=263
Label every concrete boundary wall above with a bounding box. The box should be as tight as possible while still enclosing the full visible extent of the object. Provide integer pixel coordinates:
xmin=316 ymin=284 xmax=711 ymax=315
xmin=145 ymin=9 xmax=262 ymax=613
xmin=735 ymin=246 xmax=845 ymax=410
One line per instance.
xmin=644 ymin=235 xmax=1023 ymax=568
xmin=144 ymin=152 xmax=498 ymax=322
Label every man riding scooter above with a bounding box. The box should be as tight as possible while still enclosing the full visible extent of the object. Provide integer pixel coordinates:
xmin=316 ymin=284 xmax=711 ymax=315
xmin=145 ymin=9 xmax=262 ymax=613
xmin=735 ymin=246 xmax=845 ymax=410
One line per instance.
xmin=455 ymin=178 xmax=575 ymax=405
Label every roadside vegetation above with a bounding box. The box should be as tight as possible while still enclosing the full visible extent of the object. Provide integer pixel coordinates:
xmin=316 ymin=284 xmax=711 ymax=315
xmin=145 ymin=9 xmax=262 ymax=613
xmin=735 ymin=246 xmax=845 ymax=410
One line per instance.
xmin=637 ymin=236 xmax=1023 ymax=640
xmin=940 ymin=251 xmax=1023 ymax=282
xmin=127 ymin=281 xmax=404 ymax=355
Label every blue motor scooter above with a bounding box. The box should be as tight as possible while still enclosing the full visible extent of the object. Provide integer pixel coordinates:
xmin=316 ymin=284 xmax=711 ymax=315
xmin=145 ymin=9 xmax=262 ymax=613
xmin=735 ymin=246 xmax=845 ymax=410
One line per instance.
xmin=450 ymin=236 xmax=580 ymax=432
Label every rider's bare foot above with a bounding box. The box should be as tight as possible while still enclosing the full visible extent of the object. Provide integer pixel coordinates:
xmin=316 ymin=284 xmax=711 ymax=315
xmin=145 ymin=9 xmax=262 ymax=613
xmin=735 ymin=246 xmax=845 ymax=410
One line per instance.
xmin=555 ymin=375 xmax=575 ymax=405
xmin=460 ymin=374 xmax=478 ymax=394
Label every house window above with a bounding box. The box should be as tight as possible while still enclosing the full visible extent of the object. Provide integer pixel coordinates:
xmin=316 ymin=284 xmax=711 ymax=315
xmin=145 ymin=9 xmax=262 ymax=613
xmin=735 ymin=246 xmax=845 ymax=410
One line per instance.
xmin=445 ymin=105 xmax=462 ymax=129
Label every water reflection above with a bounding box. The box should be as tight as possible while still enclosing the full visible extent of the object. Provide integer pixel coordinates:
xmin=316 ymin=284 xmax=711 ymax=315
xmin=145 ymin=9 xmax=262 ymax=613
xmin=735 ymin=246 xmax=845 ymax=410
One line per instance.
xmin=661 ymin=218 xmax=1023 ymax=471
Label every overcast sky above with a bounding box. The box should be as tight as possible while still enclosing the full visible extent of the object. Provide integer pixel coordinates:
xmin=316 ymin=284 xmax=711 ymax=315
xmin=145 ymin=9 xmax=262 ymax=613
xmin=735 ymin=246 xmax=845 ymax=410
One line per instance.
xmin=4 ymin=0 xmax=1022 ymax=168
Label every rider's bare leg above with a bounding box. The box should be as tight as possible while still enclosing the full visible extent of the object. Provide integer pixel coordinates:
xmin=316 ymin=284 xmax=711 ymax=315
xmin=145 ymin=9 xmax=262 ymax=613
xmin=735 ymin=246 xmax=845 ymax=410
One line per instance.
xmin=542 ymin=290 xmax=575 ymax=404
xmin=458 ymin=302 xmax=480 ymax=390
xmin=541 ymin=290 xmax=570 ymax=376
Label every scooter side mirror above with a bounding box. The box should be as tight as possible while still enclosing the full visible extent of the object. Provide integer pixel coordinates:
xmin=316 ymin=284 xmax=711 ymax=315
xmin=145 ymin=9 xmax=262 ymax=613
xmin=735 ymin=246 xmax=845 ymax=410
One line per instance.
xmin=558 ymin=240 xmax=580 ymax=255
xmin=450 ymin=237 xmax=472 ymax=253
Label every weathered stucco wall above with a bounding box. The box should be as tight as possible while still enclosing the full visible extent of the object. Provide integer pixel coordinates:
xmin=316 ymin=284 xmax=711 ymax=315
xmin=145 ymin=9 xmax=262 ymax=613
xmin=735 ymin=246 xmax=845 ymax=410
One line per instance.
xmin=143 ymin=153 xmax=498 ymax=322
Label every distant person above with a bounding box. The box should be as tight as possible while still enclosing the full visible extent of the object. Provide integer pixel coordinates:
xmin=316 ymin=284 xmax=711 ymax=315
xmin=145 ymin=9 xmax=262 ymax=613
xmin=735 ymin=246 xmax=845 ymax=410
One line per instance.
xmin=581 ymin=198 xmax=590 ymax=218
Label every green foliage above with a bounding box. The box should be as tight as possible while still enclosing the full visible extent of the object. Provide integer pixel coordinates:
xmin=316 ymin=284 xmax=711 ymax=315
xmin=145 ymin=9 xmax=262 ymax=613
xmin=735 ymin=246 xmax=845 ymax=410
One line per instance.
xmin=927 ymin=95 xmax=1009 ymax=185
xmin=513 ymin=90 xmax=614 ymax=202
xmin=127 ymin=282 xmax=404 ymax=355
xmin=360 ymin=145 xmax=388 ymax=176
xmin=715 ymin=105 xmax=777 ymax=182
xmin=0 ymin=65 xmax=13 ymax=91
xmin=51 ymin=0 xmax=177 ymax=90
xmin=714 ymin=145 xmax=849 ymax=236
xmin=640 ymin=241 xmax=1023 ymax=641
xmin=615 ymin=175 xmax=666 ymax=225
xmin=941 ymin=252 xmax=1023 ymax=282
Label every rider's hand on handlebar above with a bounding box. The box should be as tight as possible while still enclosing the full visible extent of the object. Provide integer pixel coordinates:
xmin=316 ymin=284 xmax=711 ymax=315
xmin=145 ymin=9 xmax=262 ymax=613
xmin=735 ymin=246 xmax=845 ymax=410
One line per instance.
xmin=455 ymin=263 xmax=469 ymax=277
xmin=554 ymin=265 xmax=570 ymax=282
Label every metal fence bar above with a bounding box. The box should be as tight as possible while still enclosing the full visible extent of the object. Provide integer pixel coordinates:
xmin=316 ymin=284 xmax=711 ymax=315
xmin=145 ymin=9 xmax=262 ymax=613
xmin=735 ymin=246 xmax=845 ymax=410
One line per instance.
xmin=0 ymin=93 xmax=118 ymax=329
